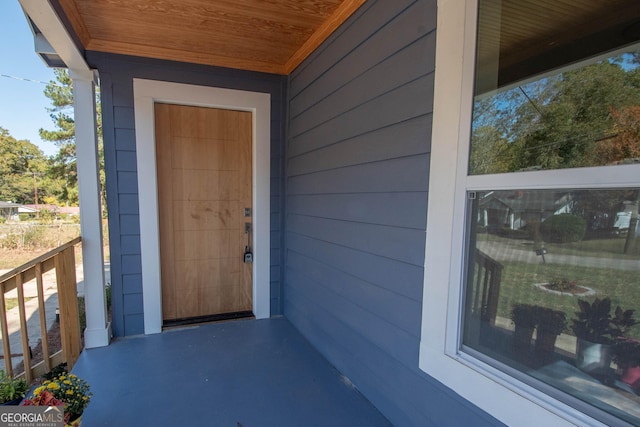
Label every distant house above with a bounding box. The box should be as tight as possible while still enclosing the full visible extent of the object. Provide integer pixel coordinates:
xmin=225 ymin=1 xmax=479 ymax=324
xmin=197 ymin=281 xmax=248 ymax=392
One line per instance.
xmin=0 ymin=201 xmax=22 ymax=220
xmin=17 ymin=205 xmax=37 ymax=215
xmin=58 ymin=206 xmax=80 ymax=216
xmin=20 ymin=204 xmax=80 ymax=217
xmin=478 ymin=191 xmax=573 ymax=232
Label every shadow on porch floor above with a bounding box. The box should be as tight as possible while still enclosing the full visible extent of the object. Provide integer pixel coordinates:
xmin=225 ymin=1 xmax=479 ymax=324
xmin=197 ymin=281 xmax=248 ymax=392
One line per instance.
xmin=72 ymin=317 xmax=392 ymax=426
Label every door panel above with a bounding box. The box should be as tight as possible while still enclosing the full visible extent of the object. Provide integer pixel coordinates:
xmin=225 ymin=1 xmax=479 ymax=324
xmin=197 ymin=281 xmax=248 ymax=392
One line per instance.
xmin=155 ymin=103 xmax=252 ymax=322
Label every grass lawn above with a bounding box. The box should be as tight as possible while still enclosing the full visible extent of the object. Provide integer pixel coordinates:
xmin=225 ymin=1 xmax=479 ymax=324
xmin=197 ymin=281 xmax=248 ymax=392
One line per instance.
xmin=0 ymin=246 xmax=86 ymax=271
xmin=494 ymin=261 xmax=640 ymax=337
xmin=0 ymin=221 xmax=110 ymax=271
xmin=476 ymin=232 xmax=638 ymax=259
xmin=0 ymin=249 xmax=52 ymax=270
xmin=545 ymin=237 xmax=638 ymax=259
xmin=4 ymin=297 xmax=34 ymax=311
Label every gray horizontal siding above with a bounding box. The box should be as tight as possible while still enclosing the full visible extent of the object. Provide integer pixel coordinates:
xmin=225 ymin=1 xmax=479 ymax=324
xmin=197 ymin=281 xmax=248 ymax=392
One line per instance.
xmin=286 ymin=250 xmax=421 ymax=336
xmin=288 ymin=115 xmax=432 ymax=176
xmin=287 ymin=192 xmax=427 ymax=229
xmin=288 ymin=75 xmax=434 ymax=157
xmin=288 ymin=155 xmax=430 ymax=195
xmin=287 ymin=215 xmax=425 ymax=265
xmin=287 ymin=233 xmax=423 ymax=301
xmin=284 ymin=0 xmax=502 ymax=426
xmin=88 ymin=52 xmax=287 ymax=336
xmin=286 ymin=297 xmax=499 ymax=427
xmin=289 ymin=33 xmax=436 ymax=136
xmin=289 ymin=0 xmax=415 ymax=96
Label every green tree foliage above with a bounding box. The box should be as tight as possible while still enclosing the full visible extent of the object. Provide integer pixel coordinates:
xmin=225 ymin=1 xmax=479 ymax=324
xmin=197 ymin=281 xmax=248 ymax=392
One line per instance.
xmin=540 ymin=214 xmax=586 ymax=243
xmin=39 ymin=69 xmax=104 ymax=209
xmin=517 ymin=61 xmax=640 ymax=170
xmin=40 ymin=69 xmax=74 ymax=143
xmin=470 ymin=52 xmax=640 ymax=174
xmin=39 ymin=69 xmax=77 ymax=205
xmin=594 ymin=106 xmax=640 ymax=164
xmin=471 ymin=53 xmax=640 ymax=253
xmin=0 ymin=127 xmax=48 ymax=204
xmin=468 ymin=126 xmax=513 ymax=174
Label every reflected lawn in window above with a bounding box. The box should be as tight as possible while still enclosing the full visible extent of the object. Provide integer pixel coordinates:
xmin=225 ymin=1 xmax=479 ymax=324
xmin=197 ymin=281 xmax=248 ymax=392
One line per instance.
xmin=482 ymin=247 xmax=640 ymax=330
xmin=464 ymin=188 xmax=640 ymax=424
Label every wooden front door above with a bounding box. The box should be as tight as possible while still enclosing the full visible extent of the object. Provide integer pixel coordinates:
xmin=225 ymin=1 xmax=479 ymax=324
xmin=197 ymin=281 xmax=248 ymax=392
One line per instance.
xmin=155 ymin=103 xmax=253 ymax=322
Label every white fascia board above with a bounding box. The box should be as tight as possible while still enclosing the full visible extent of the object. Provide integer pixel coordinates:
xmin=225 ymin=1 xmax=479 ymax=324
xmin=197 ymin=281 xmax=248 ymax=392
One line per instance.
xmin=19 ymin=0 xmax=91 ymax=78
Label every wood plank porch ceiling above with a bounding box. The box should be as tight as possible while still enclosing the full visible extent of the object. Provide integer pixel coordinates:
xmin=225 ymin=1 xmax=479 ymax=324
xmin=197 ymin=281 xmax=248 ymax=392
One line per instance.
xmin=56 ymin=0 xmax=366 ymax=75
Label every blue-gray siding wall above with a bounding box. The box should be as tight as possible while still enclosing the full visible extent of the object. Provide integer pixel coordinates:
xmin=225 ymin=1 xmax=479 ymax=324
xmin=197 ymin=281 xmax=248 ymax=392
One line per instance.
xmin=284 ymin=1 xmax=501 ymax=426
xmin=86 ymin=52 xmax=287 ymax=337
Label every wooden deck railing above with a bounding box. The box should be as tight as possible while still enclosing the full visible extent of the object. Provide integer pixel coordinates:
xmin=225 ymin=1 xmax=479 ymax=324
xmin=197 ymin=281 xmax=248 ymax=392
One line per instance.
xmin=471 ymin=248 xmax=503 ymax=326
xmin=0 ymin=237 xmax=82 ymax=382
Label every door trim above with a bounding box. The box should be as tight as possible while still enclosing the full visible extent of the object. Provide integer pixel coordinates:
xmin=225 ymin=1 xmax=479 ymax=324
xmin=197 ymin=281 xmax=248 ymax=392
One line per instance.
xmin=133 ymin=79 xmax=271 ymax=334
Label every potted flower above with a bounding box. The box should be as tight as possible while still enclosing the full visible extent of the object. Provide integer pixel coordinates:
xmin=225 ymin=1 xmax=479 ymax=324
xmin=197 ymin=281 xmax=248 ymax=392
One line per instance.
xmin=0 ymin=369 xmax=29 ymax=405
xmin=572 ymin=297 xmax=638 ymax=376
xmin=613 ymin=338 xmax=640 ymax=389
xmin=535 ymin=308 xmax=566 ymax=356
xmin=511 ymin=303 xmax=538 ymax=353
xmin=25 ymin=372 xmax=92 ymax=426
xmin=21 ymin=389 xmax=66 ymax=423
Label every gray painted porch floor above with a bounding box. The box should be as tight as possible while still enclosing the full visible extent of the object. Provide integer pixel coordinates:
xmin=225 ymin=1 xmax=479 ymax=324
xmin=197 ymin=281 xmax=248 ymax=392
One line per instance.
xmin=72 ymin=317 xmax=393 ymax=427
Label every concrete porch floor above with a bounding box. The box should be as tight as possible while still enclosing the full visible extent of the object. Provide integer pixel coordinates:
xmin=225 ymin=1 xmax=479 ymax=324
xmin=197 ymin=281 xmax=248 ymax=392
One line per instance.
xmin=72 ymin=317 xmax=393 ymax=427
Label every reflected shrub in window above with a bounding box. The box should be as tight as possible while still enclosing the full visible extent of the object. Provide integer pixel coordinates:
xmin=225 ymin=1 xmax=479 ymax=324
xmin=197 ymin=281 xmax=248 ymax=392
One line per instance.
xmin=463 ymin=188 xmax=640 ymax=424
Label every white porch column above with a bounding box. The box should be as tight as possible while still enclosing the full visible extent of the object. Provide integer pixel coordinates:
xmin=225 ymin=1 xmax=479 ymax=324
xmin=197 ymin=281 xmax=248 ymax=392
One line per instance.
xmin=71 ymin=70 xmax=111 ymax=348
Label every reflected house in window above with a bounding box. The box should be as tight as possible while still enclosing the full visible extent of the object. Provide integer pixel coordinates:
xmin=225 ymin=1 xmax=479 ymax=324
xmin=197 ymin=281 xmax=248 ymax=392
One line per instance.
xmin=477 ymin=191 xmax=573 ymax=234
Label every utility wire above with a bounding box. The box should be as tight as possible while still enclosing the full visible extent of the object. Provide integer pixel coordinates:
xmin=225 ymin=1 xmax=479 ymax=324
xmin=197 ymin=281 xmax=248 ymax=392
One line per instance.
xmin=518 ymin=86 xmax=545 ymax=118
xmin=0 ymin=73 xmax=60 ymax=86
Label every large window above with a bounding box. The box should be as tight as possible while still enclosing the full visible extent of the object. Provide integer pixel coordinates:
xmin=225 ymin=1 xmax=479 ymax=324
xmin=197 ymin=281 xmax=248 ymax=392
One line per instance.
xmin=419 ymin=0 xmax=640 ymax=425
xmin=460 ymin=1 xmax=640 ymax=425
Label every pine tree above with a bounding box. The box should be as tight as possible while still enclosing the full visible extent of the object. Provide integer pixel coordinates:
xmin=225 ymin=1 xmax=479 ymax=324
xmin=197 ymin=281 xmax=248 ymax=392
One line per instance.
xmin=39 ymin=69 xmax=104 ymax=208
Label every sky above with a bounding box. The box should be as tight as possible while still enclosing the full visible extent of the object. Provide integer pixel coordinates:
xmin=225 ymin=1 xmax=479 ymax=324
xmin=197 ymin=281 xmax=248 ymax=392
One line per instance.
xmin=0 ymin=0 xmax=58 ymax=156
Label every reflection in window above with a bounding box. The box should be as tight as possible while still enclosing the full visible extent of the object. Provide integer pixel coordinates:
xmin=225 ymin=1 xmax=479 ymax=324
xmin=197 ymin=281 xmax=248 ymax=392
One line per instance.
xmin=462 ymin=188 xmax=640 ymax=424
xmin=469 ymin=0 xmax=640 ymax=175
xmin=460 ymin=0 xmax=640 ymax=423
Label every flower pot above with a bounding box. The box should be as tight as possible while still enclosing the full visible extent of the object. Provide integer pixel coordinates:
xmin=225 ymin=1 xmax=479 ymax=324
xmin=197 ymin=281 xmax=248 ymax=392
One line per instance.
xmin=576 ymin=338 xmax=613 ymax=376
xmin=536 ymin=329 xmax=559 ymax=352
xmin=0 ymin=397 xmax=23 ymax=406
xmin=534 ymin=329 xmax=560 ymax=364
xmin=66 ymin=414 xmax=82 ymax=427
xmin=621 ymin=365 xmax=640 ymax=390
xmin=513 ymin=324 xmax=534 ymax=354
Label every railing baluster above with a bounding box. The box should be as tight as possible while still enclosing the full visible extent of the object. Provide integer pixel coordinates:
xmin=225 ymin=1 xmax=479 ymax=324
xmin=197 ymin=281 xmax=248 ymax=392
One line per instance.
xmin=56 ymin=246 xmax=81 ymax=369
xmin=35 ymin=263 xmax=51 ymax=374
xmin=16 ymin=273 xmax=32 ymax=383
xmin=0 ymin=281 xmax=12 ymax=377
xmin=0 ymin=237 xmax=82 ymax=380
xmin=474 ymin=249 xmax=504 ymax=327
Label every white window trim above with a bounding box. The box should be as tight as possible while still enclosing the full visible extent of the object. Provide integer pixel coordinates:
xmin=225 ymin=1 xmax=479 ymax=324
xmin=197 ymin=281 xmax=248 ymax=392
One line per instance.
xmin=133 ymin=79 xmax=271 ymax=334
xmin=419 ymin=0 xmax=639 ymax=425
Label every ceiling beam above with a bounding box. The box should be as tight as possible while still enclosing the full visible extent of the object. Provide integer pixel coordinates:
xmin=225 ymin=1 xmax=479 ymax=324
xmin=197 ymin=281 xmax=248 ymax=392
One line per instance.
xmin=20 ymin=0 xmax=92 ymax=78
xmin=86 ymin=38 xmax=287 ymax=75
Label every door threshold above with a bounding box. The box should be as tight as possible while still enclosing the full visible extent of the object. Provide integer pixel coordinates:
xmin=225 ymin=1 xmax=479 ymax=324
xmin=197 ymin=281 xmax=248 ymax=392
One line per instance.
xmin=163 ymin=311 xmax=254 ymax=329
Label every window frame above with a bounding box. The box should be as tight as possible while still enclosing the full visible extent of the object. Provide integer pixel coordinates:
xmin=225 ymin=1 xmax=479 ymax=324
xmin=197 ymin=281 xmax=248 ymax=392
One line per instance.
xmin=418 ymin=0 xmax=639 ymax=425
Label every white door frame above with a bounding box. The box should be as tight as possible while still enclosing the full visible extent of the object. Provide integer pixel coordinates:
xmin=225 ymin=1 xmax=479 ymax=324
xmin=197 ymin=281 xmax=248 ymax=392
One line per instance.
xmin=133 ymin=79 xmax=271 ymax=334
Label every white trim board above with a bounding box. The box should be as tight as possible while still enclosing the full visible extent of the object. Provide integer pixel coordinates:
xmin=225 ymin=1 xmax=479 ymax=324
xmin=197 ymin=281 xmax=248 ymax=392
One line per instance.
xmin=133 ymin=79 xmax=271 ymax=334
